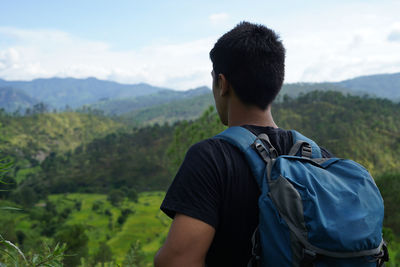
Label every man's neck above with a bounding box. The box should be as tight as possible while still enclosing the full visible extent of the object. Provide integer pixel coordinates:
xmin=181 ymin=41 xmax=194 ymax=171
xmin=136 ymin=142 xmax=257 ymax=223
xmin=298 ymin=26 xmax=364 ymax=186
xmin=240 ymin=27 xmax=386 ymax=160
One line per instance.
xmin=227 ymin=99 xmax=278 ymax=128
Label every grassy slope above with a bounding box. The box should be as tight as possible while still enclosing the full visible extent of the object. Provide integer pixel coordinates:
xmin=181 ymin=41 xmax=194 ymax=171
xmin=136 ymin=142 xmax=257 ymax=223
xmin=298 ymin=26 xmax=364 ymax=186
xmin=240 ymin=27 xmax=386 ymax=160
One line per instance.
xmin=108 ymin=192 xmax=170 ymax=264
xmin=48 ymin=192 xmax=170 ymax=265
xmin=0 ymin=192 xmax=170 ymax=266
xmin=0 ymin=112 xmax=124 ymax=184
xmin=0 ymin=112 xmax=123 ymax=156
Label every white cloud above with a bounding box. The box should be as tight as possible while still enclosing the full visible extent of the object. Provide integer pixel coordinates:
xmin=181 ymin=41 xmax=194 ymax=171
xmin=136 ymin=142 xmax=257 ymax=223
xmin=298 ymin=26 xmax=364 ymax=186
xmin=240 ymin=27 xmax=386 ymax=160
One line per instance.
xmin=1 ymin=1 xmax=400 ymax=91
xmin=274 ymin=1 xmax=400 ymax=83
xmin=387 ymin=23 xmax=400 ymax=42
xmin=388 ymin=30 xmax=400 ymax=42
xmin=0 ymin=27 xmax=215 ymax=90
xmin=209 ymin=13 xmax=229 ymax=25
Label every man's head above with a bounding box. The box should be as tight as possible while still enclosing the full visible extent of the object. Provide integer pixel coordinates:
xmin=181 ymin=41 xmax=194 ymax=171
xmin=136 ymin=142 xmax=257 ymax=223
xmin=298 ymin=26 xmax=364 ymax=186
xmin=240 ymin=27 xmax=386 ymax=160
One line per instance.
xmin=210 ymin=22 xmax=285 ymax=110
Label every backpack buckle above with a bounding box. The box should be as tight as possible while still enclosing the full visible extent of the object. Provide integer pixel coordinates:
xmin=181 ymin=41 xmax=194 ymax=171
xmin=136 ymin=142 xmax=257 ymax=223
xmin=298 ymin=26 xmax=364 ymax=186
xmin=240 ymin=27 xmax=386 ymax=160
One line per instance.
xmin=300 ymin=248 xmax=317 ymax=267
xmin=301 ymin=143 xmax=312 ymax=158
xmin=252 ymin=142 xmax=270 ymax=163
xmin=373 ymin=241 xmax=389 ymax=267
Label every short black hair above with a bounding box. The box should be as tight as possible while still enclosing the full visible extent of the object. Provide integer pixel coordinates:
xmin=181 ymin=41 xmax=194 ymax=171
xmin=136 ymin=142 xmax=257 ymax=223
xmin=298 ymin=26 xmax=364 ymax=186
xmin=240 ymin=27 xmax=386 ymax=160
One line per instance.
xmin=210 ymin=21 xmax=285 ymax=109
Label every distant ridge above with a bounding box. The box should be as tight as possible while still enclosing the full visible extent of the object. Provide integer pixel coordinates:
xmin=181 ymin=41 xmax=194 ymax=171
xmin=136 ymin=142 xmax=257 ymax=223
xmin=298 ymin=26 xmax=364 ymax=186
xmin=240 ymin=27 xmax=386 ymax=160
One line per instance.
xmin=336 ymin=72 xmax=400 ymax=99
xmin=121 ymin=93 xmax=214 ymax=125
xmin=0 ymin=72 xmax=399 ymax=114
xmin=279 ymin=72 xmax=400 ymax=100
xmin=0 ymin=77 xmax=170 ymax=109
xmin=88 ymin=86 xmax=211 ymax=115
xmin=0 ymin=87 xmax=39 ymax=112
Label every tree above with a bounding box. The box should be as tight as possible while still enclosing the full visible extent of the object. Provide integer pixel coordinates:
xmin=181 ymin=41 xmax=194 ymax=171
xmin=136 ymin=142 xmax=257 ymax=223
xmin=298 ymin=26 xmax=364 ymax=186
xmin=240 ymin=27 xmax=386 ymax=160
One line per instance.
xmin=0 ymin=154 xmax=66 ymax=266
xmin=123 ymin=241 xmax=145 ymax=267
xmin=0 ymin=155 xmax=13 ymax=182
xmin=13 ymin=186 xmax=38 ymax=208
xmin=0 ymin=175 xmax=17 ymax=199
xmin=107 ymin=189 xmax=125 ymax=206
xmin=92 ymin=241 xmax=113 ymax=264
xmin=117 ymin=208 xmax=134 ymax=225
xmin=32 ymin=102 xmax=48 ymax=114
xmin=54 ymin=224 xmax=89 ymax=266
xmin=376 ymin=173 xmax=400 ymax=235
xmin=127 ymin=188 xmax=138 ymax=203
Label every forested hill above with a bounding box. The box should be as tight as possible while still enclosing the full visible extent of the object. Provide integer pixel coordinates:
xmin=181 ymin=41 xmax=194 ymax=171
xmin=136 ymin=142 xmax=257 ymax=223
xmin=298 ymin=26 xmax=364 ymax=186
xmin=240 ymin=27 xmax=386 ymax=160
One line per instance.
xmin=12 ymin=124 xmax=174 ymax=198
xmin=0 ymin=87 xmax=39 ymax=112
xmin=105 ymin=72 xmax=400 ymax=126
xmin=88 ymin=86 xmax=210 ymax=116
xmin=0 ymin=111 xmax=124 ymax=162
xmin=280 ymin=72 xmax=400 ymax=100
xmin=8 ymin=90 xmax=397 ymax=200
xmin=2 ymin=90 xmax=400 ymax=265
xmin=120 ymin=93 xmax=214 ymax=125
xmin=168 ymin=91 xmax=400 ymax=176
xmin=0 ymin=77 xmax=169 ymax=109
xmin=337 ymin=72 xmax=400 ymax=100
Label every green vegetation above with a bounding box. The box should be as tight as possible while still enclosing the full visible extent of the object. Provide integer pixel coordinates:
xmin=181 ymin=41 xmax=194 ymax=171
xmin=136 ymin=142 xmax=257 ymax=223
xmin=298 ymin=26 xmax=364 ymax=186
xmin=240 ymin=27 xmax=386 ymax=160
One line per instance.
xmin=121 ymin=93 xmax=214 ymax=126
xmin=1 ymin=89 xmax=400 ymax=265
xmin=278 ymin=82 xmax=352 ymax=100
xmin=1 ymin=192 xmax=169 ymax=266
xmin=0 ymin=111 xmax=125 ymax=190
xmin=89 ymin=87 xmax=210 ymax=116
xmin=0 ymin=239 xmax=66 ymax=267
xmin=377 ymin=173 xmax=400 ymax=266
xmin=16 ymin=122 xmax=175 ymax=197
xmin=0 ymin=153 xmax=66 ymax=267
xmin=0 ymin=111 xmax=124 ymax=158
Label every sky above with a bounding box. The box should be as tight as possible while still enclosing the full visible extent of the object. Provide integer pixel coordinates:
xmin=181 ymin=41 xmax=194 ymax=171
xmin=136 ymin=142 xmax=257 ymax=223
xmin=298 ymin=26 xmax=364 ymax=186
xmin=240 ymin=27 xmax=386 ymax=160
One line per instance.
xmin=1 ymin=0 xmax=400 ymax=90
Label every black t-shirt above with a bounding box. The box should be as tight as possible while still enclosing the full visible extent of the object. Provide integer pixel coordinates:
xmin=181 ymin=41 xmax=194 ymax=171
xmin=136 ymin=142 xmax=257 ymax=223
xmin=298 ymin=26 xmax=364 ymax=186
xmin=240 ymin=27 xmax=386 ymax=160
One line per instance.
xmin=161 ymin=126 xmax=332 ymax=267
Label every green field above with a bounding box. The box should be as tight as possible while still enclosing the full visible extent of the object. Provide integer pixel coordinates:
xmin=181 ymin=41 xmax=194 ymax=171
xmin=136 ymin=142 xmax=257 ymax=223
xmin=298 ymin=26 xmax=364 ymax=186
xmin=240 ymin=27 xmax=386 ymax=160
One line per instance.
xmin=53 ymin=192 xmax=170 ymax=265
xmin=2 ymin=192 xmax=171 ymax=266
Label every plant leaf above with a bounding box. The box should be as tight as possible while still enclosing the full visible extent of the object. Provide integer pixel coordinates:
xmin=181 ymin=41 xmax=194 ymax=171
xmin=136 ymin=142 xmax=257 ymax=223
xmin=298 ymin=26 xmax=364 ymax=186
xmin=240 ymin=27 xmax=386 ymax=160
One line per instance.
xmin=0 ymin=206 xmax=23 ymax=211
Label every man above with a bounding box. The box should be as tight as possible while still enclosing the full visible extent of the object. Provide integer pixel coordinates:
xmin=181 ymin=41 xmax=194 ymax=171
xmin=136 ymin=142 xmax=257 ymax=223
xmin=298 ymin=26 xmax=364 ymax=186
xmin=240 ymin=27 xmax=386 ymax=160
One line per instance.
xmin=154 ymin=22 xmax=331 ymax=267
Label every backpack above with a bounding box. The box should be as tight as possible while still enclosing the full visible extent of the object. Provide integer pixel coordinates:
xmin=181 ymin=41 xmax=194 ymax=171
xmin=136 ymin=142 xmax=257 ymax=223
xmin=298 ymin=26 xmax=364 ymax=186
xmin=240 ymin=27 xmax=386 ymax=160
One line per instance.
xmin=215 ymin=126 xmax=389 ymax=267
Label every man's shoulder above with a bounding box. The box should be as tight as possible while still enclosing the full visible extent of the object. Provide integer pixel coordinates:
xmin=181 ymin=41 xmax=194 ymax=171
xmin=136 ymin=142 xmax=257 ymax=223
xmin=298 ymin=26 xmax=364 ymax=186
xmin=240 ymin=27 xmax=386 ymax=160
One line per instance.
xmin=188 ymin=136 xmax=240 ymax=154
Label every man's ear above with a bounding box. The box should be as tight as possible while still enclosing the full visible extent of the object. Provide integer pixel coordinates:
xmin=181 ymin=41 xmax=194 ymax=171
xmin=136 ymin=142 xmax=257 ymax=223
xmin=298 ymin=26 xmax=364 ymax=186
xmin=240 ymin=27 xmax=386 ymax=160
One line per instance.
xmin=218 ymin=74 xmax=230 ymax=96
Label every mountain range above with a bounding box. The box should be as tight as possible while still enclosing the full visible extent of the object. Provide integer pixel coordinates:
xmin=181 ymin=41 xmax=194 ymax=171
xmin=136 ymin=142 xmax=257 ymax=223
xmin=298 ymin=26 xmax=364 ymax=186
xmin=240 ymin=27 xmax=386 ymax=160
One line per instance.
xmin=88 ymin=86 xmax=210 ymax=116
xmin=336 ymin=72 xmax=400 ymax=99
xmin=0 ymin=87 xmax=39 ymax=112
xmin=0 ymin=77 xmax=170 ymax=110
xmin=0 ymin=72 xmax=399 ymax=120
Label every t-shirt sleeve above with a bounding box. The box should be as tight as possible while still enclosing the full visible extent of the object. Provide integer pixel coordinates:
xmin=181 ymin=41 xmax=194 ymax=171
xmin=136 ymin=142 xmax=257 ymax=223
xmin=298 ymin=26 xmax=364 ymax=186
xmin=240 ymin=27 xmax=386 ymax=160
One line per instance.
xmin=160 ymin=140 xmax=222 ymax=229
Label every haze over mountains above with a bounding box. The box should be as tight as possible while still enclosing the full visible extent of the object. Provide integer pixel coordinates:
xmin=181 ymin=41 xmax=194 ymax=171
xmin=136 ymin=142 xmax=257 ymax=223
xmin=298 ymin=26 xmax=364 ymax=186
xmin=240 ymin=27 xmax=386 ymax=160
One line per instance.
xmin=0 ymin=72 xmax=399 ymax=122
xmin=0 ymin=77 xmax=170 ymax=110
xmin=89 ymin=86 xmax=210 ymax=116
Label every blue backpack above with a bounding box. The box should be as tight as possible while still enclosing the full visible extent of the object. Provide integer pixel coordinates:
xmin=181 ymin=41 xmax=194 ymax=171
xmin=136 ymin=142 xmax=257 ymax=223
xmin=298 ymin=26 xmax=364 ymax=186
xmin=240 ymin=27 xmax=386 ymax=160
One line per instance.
xmin=215 ymin=126 xmax=388 ymax=267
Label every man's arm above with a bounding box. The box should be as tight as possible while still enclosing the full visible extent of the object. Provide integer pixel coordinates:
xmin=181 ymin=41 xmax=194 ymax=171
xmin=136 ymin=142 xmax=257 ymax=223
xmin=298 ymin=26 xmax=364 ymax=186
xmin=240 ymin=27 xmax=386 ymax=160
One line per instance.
xmin=154 ymin=213 xmax=215 ymax=267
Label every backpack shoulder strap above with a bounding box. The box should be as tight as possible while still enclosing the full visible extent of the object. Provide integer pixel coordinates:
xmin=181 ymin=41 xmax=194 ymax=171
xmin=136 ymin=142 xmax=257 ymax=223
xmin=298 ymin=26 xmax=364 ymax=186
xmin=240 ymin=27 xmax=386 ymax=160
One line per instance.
xmin=214 ymin=126 xmax=266 ymax=188
xmin=290 ymin=130 xmax=322 ymax=158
